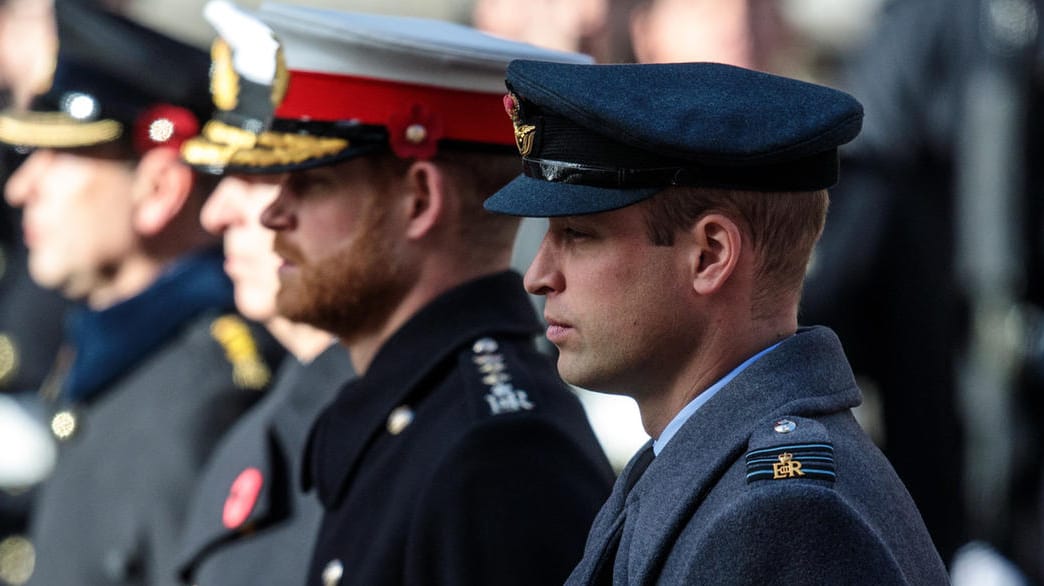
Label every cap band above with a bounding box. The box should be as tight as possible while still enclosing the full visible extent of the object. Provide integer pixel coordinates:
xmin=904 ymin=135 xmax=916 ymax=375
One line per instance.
xmin=276 ymin=70 xmax=514 ymax=146
xmin=521 ymin=149 xmax=840 ymax=192
xmin=0 ymin=111 xmax=123 ymax=148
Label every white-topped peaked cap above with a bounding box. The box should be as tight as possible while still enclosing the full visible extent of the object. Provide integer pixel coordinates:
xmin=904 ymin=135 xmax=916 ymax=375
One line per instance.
xmin=203 ymin=0 xmax=280 ymax=86
xmin=258 ymin=3 xmax=589 ymax=93
xmin=180 ymin=1 xmax=592 ymax=175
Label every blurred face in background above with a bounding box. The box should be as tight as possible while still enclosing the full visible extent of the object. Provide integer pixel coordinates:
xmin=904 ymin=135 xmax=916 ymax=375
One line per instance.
xmin=200 ymin=173 xmax=283 ymax=323
xmin=4 ymin=148 xmax=137 ymax=302
xmin=0 ymin=0 xmax=57 ymax=108
xmin=630 ymin=0 xmax=787 ymax=70
xmin=473 ymin=0 xmax=606 ymax=53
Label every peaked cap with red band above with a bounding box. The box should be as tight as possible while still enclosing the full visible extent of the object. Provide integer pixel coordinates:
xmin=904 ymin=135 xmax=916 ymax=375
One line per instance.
xmin=181 ymin=1 xmax=592 ymax=175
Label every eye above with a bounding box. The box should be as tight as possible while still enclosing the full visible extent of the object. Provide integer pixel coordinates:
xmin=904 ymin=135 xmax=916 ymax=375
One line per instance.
xmin=563 ymin=227 xmax=590 ymax=240
xmin=548 ymin=218 xmax=596 ymax=243
xmin=284 ymin=171 xmax=333 ymax=197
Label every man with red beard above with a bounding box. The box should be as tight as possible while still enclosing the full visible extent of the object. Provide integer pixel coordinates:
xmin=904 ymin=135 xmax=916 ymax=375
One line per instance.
xmin=180 ymin=4 xmax=614 ymax=585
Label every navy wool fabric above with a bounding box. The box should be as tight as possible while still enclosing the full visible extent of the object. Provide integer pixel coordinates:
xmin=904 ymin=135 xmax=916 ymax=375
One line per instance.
xmin=566 ymin=327 xmax=949 ymax=585
xmin=304 ymin=271 xmax=615 ymax=585
xmin=485 ymin=60 xmax=863 ymax=217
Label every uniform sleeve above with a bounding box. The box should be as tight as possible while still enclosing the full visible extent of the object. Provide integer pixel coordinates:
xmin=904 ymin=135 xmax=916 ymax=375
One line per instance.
xmin=403 ymin=416 xmax=611 ymax=586
xmin=680 ymin=483 xmax=914 ymax=586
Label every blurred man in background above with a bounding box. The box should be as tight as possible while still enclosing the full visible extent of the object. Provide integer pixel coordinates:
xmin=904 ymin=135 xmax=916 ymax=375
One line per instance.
xmin=174 ymin=4 xmax=354 ymax=584
xmin=0 ymin=2 xmax=279 ymax=584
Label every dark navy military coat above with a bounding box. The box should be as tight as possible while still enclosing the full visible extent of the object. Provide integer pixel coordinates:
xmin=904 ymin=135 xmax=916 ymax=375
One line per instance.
xmin=26 ymin=312 xmax=274 ymax=586
xmin=305 ymin=271 xmax=615 ymax=586
xmin=566 ymin=327 xmax=950 ymax=586
xmin=176 ymin=343 xmax=355 ymax=585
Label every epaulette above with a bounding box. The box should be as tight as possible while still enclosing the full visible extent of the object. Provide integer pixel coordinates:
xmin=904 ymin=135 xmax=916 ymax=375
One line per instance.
xmin=744 ymin=416 xmax=836 ymax=485
xmin=209 ymin=315 xmax=271 ymax=390
xmin=470 ymin=337 xmax=536 ymax=416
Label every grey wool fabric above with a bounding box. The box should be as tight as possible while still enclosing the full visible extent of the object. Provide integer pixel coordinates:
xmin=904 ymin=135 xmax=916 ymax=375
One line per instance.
xmin=566 ymin=326 xmax=950 ymax=585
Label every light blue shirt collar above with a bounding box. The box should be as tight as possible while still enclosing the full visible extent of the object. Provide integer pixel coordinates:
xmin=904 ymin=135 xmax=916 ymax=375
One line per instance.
xmin=653 ymin=340 xmax=784 ymax=456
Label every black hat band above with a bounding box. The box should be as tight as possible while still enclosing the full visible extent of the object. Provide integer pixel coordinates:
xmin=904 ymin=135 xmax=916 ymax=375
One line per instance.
xmin=521 ymin=149 xmax=840 ymax=192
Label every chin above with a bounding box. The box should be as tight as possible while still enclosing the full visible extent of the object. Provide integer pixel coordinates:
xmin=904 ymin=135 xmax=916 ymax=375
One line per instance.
xmin=27 ymin=263 xmax=66 ymax=294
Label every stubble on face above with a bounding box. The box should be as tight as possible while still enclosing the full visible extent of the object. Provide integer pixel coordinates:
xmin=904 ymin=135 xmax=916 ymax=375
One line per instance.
xmin=272 ymin=196 xmax=412 ymax=343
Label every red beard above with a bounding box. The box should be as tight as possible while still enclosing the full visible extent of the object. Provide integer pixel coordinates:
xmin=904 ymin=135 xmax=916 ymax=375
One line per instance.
xmin=272 ymin=202 xmax=411 ymax=343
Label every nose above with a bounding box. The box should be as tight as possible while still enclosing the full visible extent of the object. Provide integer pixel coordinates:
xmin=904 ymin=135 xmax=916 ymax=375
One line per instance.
xmin=523 ymin=233 xmax=564 ymax=296
xmin=4 ymin=149 xmax=49 ymax=208
xmin=259 ymin=179 xmax=294 ymax=231
xmin=200 ymin=177 xmax=241 ymax=235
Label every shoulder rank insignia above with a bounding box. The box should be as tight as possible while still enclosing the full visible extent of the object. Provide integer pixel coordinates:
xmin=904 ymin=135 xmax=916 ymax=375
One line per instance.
xmin=210 ymin=315 xmax=271 ymax=390
xmin=745 ymin=443 xmax=836 ymax=484
xmin=472 ymin=337 xmax=534 ymax=415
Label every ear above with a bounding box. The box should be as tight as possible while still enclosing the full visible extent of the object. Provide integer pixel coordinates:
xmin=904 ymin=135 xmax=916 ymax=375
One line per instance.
xmin=689 ymin=212 xmax=743 ymax=296
xmin=130 ymin=147 xmax=194 ymax=236
xmin=401 ymin=160 xmax=446 ymax=240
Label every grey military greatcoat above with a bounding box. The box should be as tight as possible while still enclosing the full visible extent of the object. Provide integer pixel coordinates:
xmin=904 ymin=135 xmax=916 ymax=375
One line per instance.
xmin=566 ymin=326 xmax=950 ymax=585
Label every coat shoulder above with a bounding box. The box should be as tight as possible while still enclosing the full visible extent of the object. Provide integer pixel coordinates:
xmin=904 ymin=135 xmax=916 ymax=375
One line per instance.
xmin=743 ymin=415 xmax=838 ymax=487
xmin=452 ymin=334 xmax=578 ymax=421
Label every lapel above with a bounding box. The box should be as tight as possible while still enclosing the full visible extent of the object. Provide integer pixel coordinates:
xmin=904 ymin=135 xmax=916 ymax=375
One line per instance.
xmin=621 ymin=327 xmax=861 ymax=585
xmin=270 ymin=343 xmax=354 ymax=476
xmin=176 ymin=362 xmax=289 ymax=575
xmin=567 ymin=439 xmax=653 ymax=586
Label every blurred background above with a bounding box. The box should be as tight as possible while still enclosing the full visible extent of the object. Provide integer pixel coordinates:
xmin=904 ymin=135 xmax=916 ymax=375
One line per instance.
xmin=3 ymin=0 xmax=1043 ymax=584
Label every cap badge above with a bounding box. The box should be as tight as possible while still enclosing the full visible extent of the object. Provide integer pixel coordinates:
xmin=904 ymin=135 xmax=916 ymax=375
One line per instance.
xmin=271 ymin=46 xmax=289 ymax=108
xmin=388 ymin=104 xmax=443 ymax=159
xmin=133 ymin=104 xmax=200 ymax=154
xmin=222 ymin=467 xmax=264 ymax=529
xmin=211 ymin=38 xmax=239 ymax=111
xmin=503 ymin=93 xmax=535 ymax=156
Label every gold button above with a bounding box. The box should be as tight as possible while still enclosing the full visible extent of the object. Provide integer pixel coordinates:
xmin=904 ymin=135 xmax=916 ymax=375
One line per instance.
xmin=0 ymin=333 xmax=18 ymax=386
xmin=51 ymin=410 xmax=78 ymax=441
xmin=386 ymin=406 xmax=414 ymax=435
xmin=0 ymin=535 xmax=35 ymax=585
xmin=322 ymin=559 xmax=343 ymax=586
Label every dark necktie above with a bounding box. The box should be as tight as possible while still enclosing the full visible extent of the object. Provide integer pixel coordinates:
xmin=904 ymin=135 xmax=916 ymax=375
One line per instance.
xmin=592 ymin=445 xmax=655 ymax=586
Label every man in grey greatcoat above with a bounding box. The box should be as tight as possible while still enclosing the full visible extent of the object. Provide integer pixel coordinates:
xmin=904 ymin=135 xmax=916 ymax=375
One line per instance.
xmin=485 ymin=59 xmax=951 ymax=585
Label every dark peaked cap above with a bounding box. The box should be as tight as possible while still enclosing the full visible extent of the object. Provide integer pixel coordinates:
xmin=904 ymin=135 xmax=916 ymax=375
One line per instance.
xmin=484 ymin=60 xmax=864 ymax=217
